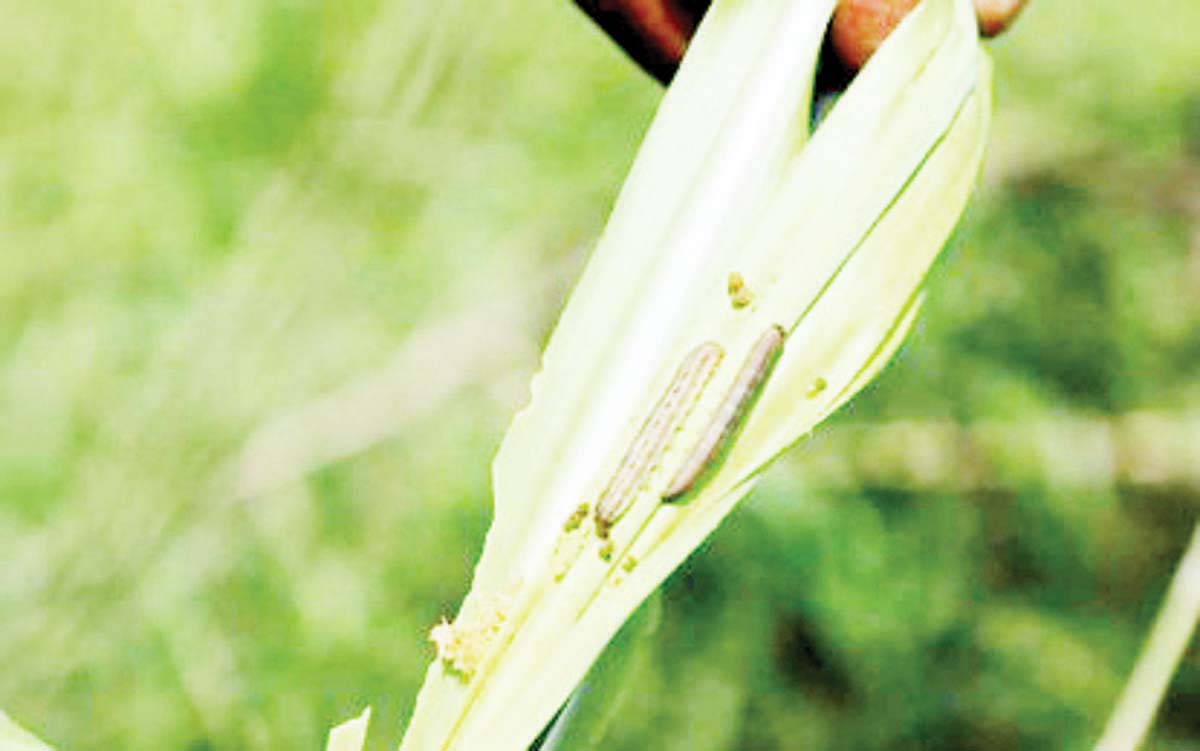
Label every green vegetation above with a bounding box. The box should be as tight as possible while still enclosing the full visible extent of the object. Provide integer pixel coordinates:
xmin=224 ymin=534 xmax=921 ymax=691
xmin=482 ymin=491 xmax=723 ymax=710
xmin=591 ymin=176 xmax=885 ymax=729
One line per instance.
xmin=0 ymin=1 xmax=1196 ymax=749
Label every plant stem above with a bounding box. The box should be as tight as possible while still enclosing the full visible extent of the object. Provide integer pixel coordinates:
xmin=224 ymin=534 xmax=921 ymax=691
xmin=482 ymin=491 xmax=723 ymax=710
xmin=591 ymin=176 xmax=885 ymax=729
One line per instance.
xmin=1094 ymin=523 xmax=1200 ymax=751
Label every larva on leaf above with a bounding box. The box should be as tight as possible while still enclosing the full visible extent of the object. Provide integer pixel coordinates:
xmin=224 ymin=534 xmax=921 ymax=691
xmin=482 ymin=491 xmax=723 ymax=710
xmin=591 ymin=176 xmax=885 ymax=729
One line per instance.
xmin=592 ymin=341 xmax=724 ymax=537
xmin=662 ymin=324 xmax=786 ymax=502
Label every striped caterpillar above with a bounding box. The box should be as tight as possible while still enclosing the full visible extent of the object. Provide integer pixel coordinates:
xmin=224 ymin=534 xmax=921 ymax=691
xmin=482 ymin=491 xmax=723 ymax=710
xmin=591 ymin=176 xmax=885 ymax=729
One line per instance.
xmin=592 ymin=341 xmax=724 ymax=537
xmin=662 ymin=324 xmax=786 ymax=501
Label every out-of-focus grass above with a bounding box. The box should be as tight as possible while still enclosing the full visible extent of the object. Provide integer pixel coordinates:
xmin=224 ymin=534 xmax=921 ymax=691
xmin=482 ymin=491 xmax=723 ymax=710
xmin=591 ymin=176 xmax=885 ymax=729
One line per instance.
xmin=0 ymin=0 xmax=1197 ymax=749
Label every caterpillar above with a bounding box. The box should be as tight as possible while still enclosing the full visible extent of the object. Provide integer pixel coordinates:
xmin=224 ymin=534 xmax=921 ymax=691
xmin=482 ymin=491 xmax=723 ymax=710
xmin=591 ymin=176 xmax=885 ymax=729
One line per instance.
xmin=593 ymin=341 xmax=724 ymax=536
xmin=662 ymin=324 xmax=786 ymax=501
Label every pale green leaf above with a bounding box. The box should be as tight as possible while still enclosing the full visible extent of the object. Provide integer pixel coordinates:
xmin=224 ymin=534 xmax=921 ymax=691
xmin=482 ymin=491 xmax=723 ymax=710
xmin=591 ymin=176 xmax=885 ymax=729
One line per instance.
xmin=325 ymin=707 xmax=370 ymax=751
xmin=539 ymin=595 xmax=663 ymax=751
xmin=0 ymin=711 xmax=53 ymax=751
xmin=399 ymin=1 xmax=990 ymax=749
xmin=400 ymin=2 xmax=836 ymax=747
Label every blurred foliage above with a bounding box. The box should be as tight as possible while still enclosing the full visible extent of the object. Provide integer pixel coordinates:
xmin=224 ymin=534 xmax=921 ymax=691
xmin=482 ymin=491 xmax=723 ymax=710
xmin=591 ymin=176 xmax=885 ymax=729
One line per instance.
xmin=0 ymin=0 xmax=1197 ymax=750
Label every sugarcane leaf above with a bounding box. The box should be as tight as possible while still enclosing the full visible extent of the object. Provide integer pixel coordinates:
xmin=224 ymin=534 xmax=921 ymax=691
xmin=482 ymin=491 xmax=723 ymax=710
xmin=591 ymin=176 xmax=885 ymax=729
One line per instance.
xmin=0 ymin=712 xmax=53 ymax=751
xmin=538 ymin=595 xmax=663 ymax=751
xmin=325 ymin=707 xmax=370 ymax=751
xmin=398 ymin=2 xmax=992 ymax=750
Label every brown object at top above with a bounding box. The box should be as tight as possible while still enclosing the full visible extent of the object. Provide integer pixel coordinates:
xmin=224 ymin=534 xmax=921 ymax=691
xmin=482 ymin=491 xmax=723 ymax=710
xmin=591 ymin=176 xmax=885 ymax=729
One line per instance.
xmin=574 ymin=0 xmax=1028 ymax=84
xmin=974 ymin=0 xmax=1028 ymax=37
xmin=830 ymin=0 xmax=923 ymax=72
xmin=573 ymin=0 xmax=707 ymax=83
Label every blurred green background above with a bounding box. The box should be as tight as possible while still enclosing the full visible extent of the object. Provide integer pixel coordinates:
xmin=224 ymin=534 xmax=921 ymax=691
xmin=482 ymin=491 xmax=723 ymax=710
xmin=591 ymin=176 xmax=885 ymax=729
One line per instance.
xmin=1 ymin=0 xmax=1198 ymax=748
